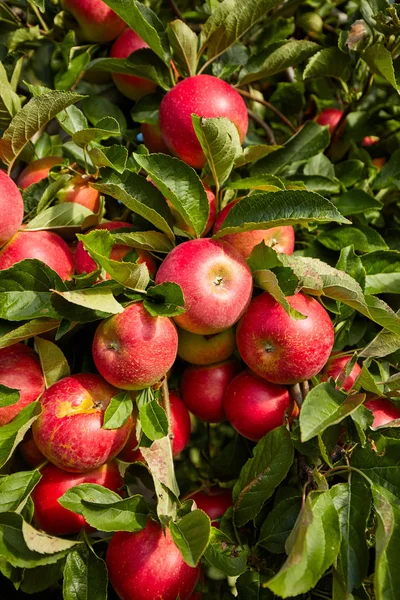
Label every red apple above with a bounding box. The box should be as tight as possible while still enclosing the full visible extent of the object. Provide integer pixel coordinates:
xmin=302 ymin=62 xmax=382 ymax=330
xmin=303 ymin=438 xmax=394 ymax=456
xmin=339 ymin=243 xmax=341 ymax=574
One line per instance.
xmin=180 ymin=359 xmax=240 ymax=423
xmin=106 ymin=520 xmax=200 ymax=600
xmin=177 ymin=327 xmax=236 ymax=365
xmin=17 ymin=157 xmax=63 ymax=189
xmin=155 ymin=238 xmax=253 ymax=335
xmin=0 ymin=170 xmax=24 ymax=246
xmin=75 ymin=221 xmax=157 ymax=279
xmin=31 ymin=461 xmax=123 ymax=535
xmin=362 ymin=136 xmax=379 ymax=147
xmin=159 ymin=75 xmax=248 ymax=169
xmin=32 ymin=373 xmax=132 ymax=472
xmin=236 ymin=292 xmax=334 ymax=385
xmin=110 ymin=28 xmax=157 ymax=100
xmin=0 ymin=344 xmax=45 ymax=426
xmin=92 ymin=302 xmax=178 ymax=390
xmin=19 ymin=430 xmax=45 ymax=467
xmin=372 ymin=157 xmax=386 ymax=171
xmin=188 ymin=488 xmax=232 ymax=528
xmin=320 ymin=354 xmax=361 ymax=391
xmin=316 ymin=108 xmax=343 ymax=134
xmin=0 ymin=230 xmax=74 ymax=280
xmin=119 ymin=392 xmax=190 ymax=462
xmin=364 ymin=397 xmax=400 ymax=428
xmin=142 ymin=122 xmax=170 ymax=154
xmin=213 ymin=199 xmax=295 ymax=258
xmin=224 ymin=370 xmax=292 ymax=441
xmin=62 ymin=0 xmax=125 ymax=42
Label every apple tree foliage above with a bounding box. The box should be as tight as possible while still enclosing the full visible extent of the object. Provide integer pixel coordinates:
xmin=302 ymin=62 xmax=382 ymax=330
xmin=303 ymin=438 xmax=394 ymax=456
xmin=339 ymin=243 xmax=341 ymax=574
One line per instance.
xmin=0 ymin=0 xmax=400 ymax=598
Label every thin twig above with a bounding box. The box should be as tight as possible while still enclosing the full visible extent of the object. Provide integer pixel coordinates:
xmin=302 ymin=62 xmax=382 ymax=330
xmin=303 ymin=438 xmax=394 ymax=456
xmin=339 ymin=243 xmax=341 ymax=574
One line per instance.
xmin=168 ymin=0 xmax=186 ymax=21
xmin=30 ymin=2 xmax=49 ymax=32
xmin=290 ymin=383 xmax=304 ymax=408
xmin=247 ymin=109 xmax=276 ymax=145
xmin=236 ymin=88 xmax=297 ymax=133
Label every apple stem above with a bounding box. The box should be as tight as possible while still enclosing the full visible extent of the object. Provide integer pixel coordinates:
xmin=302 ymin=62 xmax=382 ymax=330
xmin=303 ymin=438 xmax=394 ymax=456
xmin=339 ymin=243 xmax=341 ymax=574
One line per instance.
xmin=290 ymin=383 xmax=303 ymax=408
xmin=301 ymin=380 xmax=310 ymax=399
xmin=236 ymin=89 xmax=297 ymax=134
xmin=161 ymin=378 xmax=173 ymax=450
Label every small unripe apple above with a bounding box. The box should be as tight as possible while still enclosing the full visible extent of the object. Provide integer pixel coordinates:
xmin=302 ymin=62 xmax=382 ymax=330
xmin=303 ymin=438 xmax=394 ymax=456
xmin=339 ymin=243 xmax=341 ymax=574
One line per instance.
xmin=0 ymin=230 xmax=75 ymax=281
xmin=0 ymin=170 xmax=24 ymax=246
xmin=159 ymin=75 xmax=248 ymax=169
xmin=92 ymin=302 xmax=178 ymax=390
xmin=119 ymin=392 xmax=191 ymax=462
xmin=237 ymin=292 xmax=334 ymax=385
xmin=62 ymin=0 xmax=125 ymax=42
xmin=320 ymin=355 xmax=361 ymax=391
xmin=142 ymin=122 xmax=170 ymax=154
xmin=31 ymin=461 xmax=123 ymax=535
xmin=106 ymin=520 xmax=201 ymax=600
xmin=224 ymin=370 xmax=292 ymax=441
xmin=180 ymin=359 xmax=240 ymax=423
xmin=110 ymin=28 xmax=157 ymax=100
xmin=155 ymin=238 xmax=253 ymax=335
xmin=33 ymin=373 xmax=132 ymax=473
xmin=0 ymin=344 xmax=45 ymax=426
xmin=316 ymin=108 xmax=343 ymax=134
xmin=213 ymin=199 xmax=295 ymax=259
xmin=188 ymin=488 xmax=232 ymax=528
xmin=364 ymin=397 xmax=400 ymax=428
xmin=177 ymin=327 xmax=236 ymax=365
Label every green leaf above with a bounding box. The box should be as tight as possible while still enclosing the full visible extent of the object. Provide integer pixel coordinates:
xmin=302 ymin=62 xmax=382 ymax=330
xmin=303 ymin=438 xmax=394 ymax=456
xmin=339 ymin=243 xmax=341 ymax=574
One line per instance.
xmin=258 ymin=495 xmax=302 ymax=554
xmin=235 ymin=144 xmax=281 ymax=167
xmin=57 ymin=104 xmax=88 ymax=136
xmin=131 ymin=93 xmax=162 ymax=125
xmin=88 ymin=145 xmax=128 ymax=174
xmin=225 ymin=175 xmax=284 ymax=190
xmin=286 ymin=174 xmax=341 ymax=195
xmin=351 ymin=405 xmax=374 ymax=446
xmin=318 ymin=226 xmax=388 ymax=253
xmin=0 ymin=470 xmax=41 ymax=513
xmin=192 ymin=115 xmax=242 ymax=187
xmin=0 ymin=402 xmax=40 ymax=469
xmin=213 ymin=190 xmax=349 ymax=237
xmin=335 ymin=160 xmax=365 ymax=188
xmin=204 ymin=527 xmax=248 ymax=576
xmin=303 ymin=47 xmax=351 ymax=81
xmin=167 ymin=20 xmax=198 ymax=77
xmin=336 ymin=245 xmax=366 ymax=290
xmin=362 ymin=43 xmax=398 ymax=90
xmin=133 ymin=153 xmax=209 ymax=238
xmin=88 ymin=52 xmax=170 ymax=91
xmin=266 ymin=490 xmax=341 ymax=597
xmin=34 ymin=337 xmax=70 ymax=388
xmin=111 ymin=231 xmax=174 ymax=254
xmin=144 ymin=282 xmax=186 ymax=317
xmin=252 ymin=269 xmax=306 ymax=320
xmin=139 ymin=399 xmax=168 ymax=441
xmin=25 ymin=203 xmax=95 ymax=231
xmin=20 ymin=561 xmax=64 ymax=594
xmin=374 ymin=148 xmax=400 ymax=190
xmin=0 ymin=384 xmax=19 ymax=408
xmin=331 ymin=479 xmax=371 ymax=593
xmin=372 ymin=484 xmax=400 ymax=600
xmin=82 ymin=96 xmax=127 ymax=132
xmin=0 ymin=260 xmax=64 ymax=322
xmin=239 ymin=40 xmax=320 ymax=85
xmin=352 ymin=434 xmax=400 ymax=496
xmin=251 ymin=121 xmax=330 ymax=175
xmin=0 ymin=91 xmax=84 ymax=170
xmin=52 ymin=288 xmax=124 ymax=318
xmin=55 ymin=46 xmax=98 ymax=92
xmin=304 ymin=153 xmax=335 ymax=179
xmin=360 ymin=325 xmax=400 ymax=358
xmin=333 ymin=189 xmax=383 ymax=216
xmin=236 ymin=571 xmax=272 ymax=599
xmin=63 ymin=545 xmax=107 ymax=600
xmin=102 ymin=391 xmax=133 ymax=430
xmin=233 ymin=427 xmax=294 ymax=526
xmin=170 ymin=510 xmax=211 ymax=567
xmin=300 ymin=382 xmax=366 ymax=442
xmin=362 ymin=251 xmax=400 ymax=294
xmin=0 ymin=319 xmax=60 ymax=349
xmin=72 ymin=116 xmax=120 ymax=146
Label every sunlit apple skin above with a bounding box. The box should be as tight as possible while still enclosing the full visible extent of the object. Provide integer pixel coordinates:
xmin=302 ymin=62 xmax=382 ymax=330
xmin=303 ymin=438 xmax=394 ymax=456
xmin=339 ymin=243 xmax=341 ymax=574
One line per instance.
xmin=213 ymin=199 xmax=295 ymax=258
xmin=57 ymin=174 xmax=100 ymax=212
xmin=17 ymin=157 xmax=63 ymax=189
xmin=19 ymin=430 xmax=45 ymax=467
xmin=106 ymin=520 xmax=200 ymax=600
xmin=180 ymin=359 xmax=240 ymax=423
xmin=316 ymin=108 xmax=343 ymax=134
xmin=364 ymin=397 xmax=400 ymax=428
xmin=177 ymin=327 xmax=236 ymax=365
xmin=93 ymin=302 xmax=178 ymax=390
xmin=119 ymin=392 xmax=190 ymax=462
xmin=32 ymin=374 xmax=132 ymax=473
xmin=237 ymin=292 xmax=334 ymax=385
xmin=0 ymin=170 xmax=24 ymax=247
xmin=0 ymin=344 xmax=45 ymax=426
xmin=142 ymin=122 xmax=170 ymax=154
xmin=62 ymin=0 xmax=125 ymax=42
xmin=188 ymin=488 xmax=232 ymax=528
xmin=75 ymin=221 xmax=157 ymax=279
xmin=110 ymin=28 xmax=157 ymax=100
xmin=224 ymin=370 xmax=292 ymax=441
xmin=320 ymin=355 xmax=361 ymax=391
xmin=159 ymin=75 xmax=248 ymax=169
xmin=155 ymin=238 xmax=253 ymax=335
xmin=31 ymin=461 xmax=123 ymax=536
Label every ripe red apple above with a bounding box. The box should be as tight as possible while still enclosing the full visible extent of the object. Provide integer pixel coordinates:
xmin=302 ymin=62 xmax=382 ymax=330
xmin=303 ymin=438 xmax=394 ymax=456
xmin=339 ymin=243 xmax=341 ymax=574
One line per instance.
xmin=213 ymin=199 xmax=295 ymax=259
xmin=142 ymin=122 xmax=170 ymax=154
xmin=0 ymin=170 xmax=24 ymax=247
xmin=32 ymin=373 xmax=132 ymax=472
xmin=31 ymin=461 xmax=123 ymax=536
xmin=92 ymin=302 xmax=178 ymax=390
xmin=155 ymin=238 xmax=253 ymax=335
xmin=119 ymin=392 xmax=190 ymax=462
xmin=224 ymin=370 xmax=292 ymax=441
xmin=177 ymin=327 xmax=236 ymax=365
xmin=362 ymin=136 xmax=379 ymax=147
xmin=188 ymin=488 xmax=232 ymax=528
xmin=110 ymin=28 xmax=157 ymax=100
xmin=180 ymin=359 xmax=240 ymax=423
xmin=237 ymin=292 xmax=334 ymax=385
xmin=316 ymin=108 xmax=343 ymax=134
xmin=320 ymin=354 xmax=361 ymax=391
xmin=19 ymin=430 xmax=45 ymax=467
xmin=0 ymin=344 xmax=45 ymax=426
xmin=17 ymin=157 xmax=63 ymax=188
xmin=75 ymin=221 xmax=157 ymax=279
xmin=364 ymin=397 xmax=400 ymax=428
xmin=159 ymin=75 xmax=248 ymax=169
xmin=62 ymin=0 xmax=125 ymax=42
xmin=106 ymin=520 xmax=200 ymax=600
xmin=0 ymin=230 xmax=74 ymax=280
